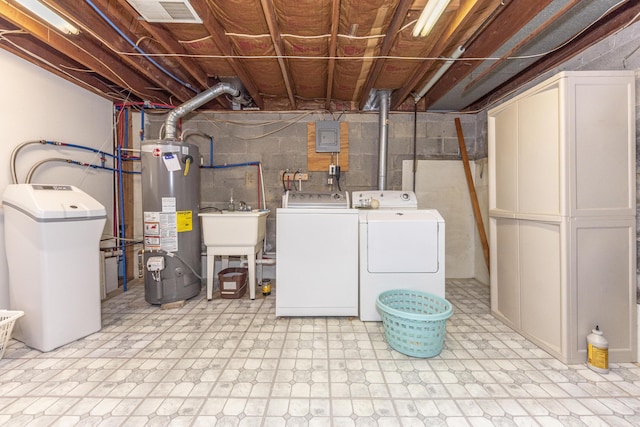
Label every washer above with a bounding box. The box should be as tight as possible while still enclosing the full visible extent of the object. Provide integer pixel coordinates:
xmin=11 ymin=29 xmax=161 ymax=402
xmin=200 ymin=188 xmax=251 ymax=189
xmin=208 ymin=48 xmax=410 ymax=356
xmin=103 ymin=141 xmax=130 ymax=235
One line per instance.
xmin=276 ymin=191 xmax=358 ymax=316
xmin=353 ymin=190 xmax=445 ymax=321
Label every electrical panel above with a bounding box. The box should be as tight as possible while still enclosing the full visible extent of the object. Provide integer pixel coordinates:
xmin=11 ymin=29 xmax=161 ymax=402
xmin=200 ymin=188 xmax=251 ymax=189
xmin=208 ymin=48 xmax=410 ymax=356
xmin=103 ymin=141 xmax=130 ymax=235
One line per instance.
xmin=315 ymin=120 xmax=341 ymax=152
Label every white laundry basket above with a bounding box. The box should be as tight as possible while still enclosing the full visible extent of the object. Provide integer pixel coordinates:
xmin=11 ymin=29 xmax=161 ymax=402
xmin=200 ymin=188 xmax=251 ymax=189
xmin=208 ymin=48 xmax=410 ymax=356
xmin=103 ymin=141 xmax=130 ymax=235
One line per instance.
xmin=0 ymin=310 xmax=24 ymax=360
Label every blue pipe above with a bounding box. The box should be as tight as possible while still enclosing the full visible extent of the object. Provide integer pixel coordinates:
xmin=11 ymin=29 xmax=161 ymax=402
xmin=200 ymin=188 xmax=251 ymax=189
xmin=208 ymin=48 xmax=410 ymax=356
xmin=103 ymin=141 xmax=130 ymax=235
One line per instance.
xmin=69 ymin=161 xmax=140 ymax=174
xmin=44 ymin=140 xmax=118 ymax=161
xmin=84 ymin=0 xmax=198 ymax=94
xmin=209 ymin=136 xmax=213 ymax=167
xmin=117 ymin=145 xmax=127 ymax=292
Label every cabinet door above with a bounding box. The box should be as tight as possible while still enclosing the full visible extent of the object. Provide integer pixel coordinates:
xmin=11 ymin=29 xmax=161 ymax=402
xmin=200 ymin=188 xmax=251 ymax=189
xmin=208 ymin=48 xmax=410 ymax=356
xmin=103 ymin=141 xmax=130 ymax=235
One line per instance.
xmin=518 ymin=87 xmax=561 ymax=216
xmin=571 ymin=218 xmax=636 ymax=363
xmin=519 ymin=219 xmax=562 ymax=355
xmin=489 ymin=105 xmax=518 ymax=214
xmin=572 ymin=80 xmax=635 ymax=216
xmin=490 ymin=217 xmax=520 ymax=328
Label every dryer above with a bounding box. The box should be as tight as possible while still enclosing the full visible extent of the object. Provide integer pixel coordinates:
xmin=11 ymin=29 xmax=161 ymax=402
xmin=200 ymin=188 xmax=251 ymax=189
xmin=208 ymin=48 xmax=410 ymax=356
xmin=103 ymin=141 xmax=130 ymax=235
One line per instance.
xmin=353 ymin=190 xmax=445 ymax=321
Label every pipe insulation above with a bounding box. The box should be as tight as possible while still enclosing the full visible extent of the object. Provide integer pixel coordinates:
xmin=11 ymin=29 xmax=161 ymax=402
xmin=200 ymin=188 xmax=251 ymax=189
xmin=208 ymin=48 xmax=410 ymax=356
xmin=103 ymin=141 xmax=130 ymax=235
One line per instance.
xmin=165 ymin=83 xmax=249 ymax=140
xmin=377 ymin=90 xmax=391 ymax=191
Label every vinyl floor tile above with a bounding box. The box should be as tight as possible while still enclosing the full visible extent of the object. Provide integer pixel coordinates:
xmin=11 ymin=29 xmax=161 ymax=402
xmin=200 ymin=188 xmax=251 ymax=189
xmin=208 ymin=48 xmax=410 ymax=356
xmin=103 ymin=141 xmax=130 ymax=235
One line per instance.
xmin=1 ymin=278 xmax=639 ymax=426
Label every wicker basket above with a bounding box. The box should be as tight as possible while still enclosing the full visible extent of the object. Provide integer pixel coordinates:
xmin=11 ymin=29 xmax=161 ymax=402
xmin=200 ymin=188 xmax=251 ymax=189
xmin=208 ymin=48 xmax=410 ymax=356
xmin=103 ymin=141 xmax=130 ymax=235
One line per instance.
xmin=376 ymin=289 xmax=453 ymax=358
xmin=0 ymin=310 xmax=24 ymax=360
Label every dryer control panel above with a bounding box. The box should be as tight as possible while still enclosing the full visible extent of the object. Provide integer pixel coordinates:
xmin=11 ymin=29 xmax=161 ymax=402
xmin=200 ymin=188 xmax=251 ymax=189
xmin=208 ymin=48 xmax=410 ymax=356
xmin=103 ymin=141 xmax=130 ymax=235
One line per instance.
xmin=352 ymin=190 xmax=418 ymax=209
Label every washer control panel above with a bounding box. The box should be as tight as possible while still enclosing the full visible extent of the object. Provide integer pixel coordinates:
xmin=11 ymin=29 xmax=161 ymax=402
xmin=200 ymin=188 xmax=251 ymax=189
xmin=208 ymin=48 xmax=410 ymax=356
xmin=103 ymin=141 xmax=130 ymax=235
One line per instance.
xmin=283 ymin=191 xmax=350 ymax=209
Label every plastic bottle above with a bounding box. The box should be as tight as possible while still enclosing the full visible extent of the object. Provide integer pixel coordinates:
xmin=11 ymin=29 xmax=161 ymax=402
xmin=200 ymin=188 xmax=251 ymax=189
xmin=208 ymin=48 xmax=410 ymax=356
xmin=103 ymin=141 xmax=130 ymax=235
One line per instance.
xmin=586 ymin=325 xmax=609 ymax=374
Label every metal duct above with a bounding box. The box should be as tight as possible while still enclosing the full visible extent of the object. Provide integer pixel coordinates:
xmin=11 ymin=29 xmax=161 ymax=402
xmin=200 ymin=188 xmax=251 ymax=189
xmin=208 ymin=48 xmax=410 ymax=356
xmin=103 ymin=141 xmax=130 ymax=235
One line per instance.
xmin=165 ymin=82 xmax=248 ymax=139
xmin=377 ymin=90 xmax=391 ymax=190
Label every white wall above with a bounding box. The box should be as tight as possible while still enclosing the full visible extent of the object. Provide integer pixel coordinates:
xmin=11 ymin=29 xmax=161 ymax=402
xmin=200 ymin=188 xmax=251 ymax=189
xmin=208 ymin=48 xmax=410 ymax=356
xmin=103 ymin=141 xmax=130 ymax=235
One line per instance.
xmin=0 ymin=49 xmax=114 ymax=308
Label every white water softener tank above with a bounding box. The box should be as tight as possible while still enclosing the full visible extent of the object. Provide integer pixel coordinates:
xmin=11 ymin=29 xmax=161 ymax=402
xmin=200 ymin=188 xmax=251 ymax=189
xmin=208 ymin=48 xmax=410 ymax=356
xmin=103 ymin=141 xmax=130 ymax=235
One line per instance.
xmin=141 ymin=140 xmax=201 ymax=304
xmin=2 ymin=184 xmax=106 ymax=352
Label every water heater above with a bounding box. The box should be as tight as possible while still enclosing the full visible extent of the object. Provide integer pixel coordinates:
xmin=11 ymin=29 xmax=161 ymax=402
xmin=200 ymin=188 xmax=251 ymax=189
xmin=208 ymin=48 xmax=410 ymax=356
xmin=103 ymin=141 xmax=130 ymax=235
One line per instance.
xmin=139 ymin=82 xmax=249 ymax=305
xmin=141 ymin=139 xmax=201 ymax=304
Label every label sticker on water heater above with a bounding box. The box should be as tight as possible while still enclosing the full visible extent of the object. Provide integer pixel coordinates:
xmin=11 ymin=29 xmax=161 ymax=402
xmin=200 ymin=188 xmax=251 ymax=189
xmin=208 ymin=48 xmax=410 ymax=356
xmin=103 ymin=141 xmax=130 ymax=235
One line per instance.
xmin=143 ymin=210 xmax=178 ymax=251
xmin=176 ymin=210 xmax=193 ymax=232
xmin=163 ymin=152 xmax=181 ymax=172
xmin=162 ymin=197 xmax=176 ymax=212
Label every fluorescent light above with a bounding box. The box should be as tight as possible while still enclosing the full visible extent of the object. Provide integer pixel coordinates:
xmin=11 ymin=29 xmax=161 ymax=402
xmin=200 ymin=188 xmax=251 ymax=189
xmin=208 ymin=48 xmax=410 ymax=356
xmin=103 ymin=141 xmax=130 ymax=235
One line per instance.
xmin=14 ymin=0 xmax=80 ymax=35
xmin=412 ymin=0 xmax=452 ymax=37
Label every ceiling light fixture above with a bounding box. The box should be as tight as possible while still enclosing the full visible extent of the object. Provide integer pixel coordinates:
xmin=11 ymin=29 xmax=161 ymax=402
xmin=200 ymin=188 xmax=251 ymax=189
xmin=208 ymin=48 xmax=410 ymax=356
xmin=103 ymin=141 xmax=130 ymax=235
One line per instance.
xmin=412 ymin=0 xmax=452 ymax=37
xmin=14 ymin=0 xmax=79 ymax=35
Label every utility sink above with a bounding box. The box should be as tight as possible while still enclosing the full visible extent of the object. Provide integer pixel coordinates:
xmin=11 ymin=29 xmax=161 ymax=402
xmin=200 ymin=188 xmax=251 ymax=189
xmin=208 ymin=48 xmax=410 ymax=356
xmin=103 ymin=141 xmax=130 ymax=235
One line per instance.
xmin=199 ymin=209 xmax=269 ymax=247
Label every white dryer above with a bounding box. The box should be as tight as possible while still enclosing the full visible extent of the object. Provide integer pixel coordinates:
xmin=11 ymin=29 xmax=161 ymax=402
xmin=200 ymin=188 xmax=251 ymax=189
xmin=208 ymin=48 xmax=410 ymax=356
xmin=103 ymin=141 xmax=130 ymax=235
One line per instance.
xmin=353 ymin=191 xmax=445 ymax=321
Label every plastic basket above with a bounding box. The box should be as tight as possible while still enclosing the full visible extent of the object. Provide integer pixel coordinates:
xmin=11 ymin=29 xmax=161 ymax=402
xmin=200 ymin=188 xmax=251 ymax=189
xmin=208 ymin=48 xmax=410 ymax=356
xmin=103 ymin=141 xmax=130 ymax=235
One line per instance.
xmin=0 ymin=310 xmax=24 ymax=360
xmin=218 ymin=267 xmax=248 ymax=299
xmin=376 ymin=289 xmax=453 ymax=358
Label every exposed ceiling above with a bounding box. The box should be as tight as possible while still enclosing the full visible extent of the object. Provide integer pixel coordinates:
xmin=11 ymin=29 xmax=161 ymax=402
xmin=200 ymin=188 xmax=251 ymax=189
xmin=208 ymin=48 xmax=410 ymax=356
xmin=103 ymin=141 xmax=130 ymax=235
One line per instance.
xmin=0 ymin=0 xmax=638 ymax=112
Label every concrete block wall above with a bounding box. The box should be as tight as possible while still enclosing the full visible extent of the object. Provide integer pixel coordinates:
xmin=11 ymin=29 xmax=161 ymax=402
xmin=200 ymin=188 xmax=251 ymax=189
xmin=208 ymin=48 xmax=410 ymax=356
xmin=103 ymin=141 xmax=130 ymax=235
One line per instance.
xmin=145 ymin=111 xmax=479 ymax=254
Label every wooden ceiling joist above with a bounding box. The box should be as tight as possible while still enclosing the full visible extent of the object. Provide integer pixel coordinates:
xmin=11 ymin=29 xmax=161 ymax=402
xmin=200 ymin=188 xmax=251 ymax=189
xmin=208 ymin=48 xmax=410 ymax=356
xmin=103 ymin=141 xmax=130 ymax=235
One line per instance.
xmin=1 ymin=0 xmax=634 ymax=112
xmin=260 ymin=0 xmax=296 ymax=109
xmin=0 ymin=29 xmax=117 ymax=99
xmin=188 ymin=1 xmax=264 ymax=109
xmin=462 ymin=0 xmax=582 ymax=93
xmin=357 ymin=0 xmax=412 ymax=110
xmin=390 ymin=0 xmax=485 ymax=110
xmin=0 ymin=2 xmax=172 ymax=104
xmin=465 ymin=0 xmax=640 ymax=112
xmin=419 ymin=0 xmax=555 ymax=109
xmin=49 ymin=0 xmax=197 ymax=102
xmin=325 ymin=0 xmax=341 ymax=110
xmin=114 ymin=0 xmax=208 ymax=90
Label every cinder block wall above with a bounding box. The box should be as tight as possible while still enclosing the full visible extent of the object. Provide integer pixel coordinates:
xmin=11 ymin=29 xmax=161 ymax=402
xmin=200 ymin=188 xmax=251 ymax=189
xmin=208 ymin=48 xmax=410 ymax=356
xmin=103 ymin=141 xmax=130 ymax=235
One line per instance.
xmin=145 ymin=111 xmax=481 ymax=253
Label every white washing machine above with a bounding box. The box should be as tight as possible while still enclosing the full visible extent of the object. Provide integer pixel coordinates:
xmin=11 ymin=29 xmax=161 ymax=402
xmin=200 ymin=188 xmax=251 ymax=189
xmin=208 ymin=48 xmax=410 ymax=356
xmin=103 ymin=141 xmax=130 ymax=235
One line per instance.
xmin=353 ymin=190 xmax=445 ymax=321
xmin=276 ymin=191 xmax=359 ymax=316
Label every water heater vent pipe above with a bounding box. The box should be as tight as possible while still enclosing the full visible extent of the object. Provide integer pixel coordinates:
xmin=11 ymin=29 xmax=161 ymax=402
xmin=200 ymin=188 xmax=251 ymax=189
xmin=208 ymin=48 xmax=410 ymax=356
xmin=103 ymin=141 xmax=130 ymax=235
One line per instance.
xmin=165 ymin=82 xmax=249 ymax=140
xmin=377 ymin=90 xmax=391 ymax=191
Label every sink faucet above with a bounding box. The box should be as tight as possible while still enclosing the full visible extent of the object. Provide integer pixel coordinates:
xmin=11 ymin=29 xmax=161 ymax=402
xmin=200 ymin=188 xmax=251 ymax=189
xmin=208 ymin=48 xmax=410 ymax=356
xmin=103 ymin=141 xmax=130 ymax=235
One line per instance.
xmin=238 ymin=201 xmax=250 ymax=212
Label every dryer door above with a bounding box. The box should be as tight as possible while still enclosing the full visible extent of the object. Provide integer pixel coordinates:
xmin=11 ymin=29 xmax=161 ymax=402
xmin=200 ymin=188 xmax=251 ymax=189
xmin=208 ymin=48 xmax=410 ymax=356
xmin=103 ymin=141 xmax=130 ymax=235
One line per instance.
xmin=367 ymin=210 xmax=439 ymax=273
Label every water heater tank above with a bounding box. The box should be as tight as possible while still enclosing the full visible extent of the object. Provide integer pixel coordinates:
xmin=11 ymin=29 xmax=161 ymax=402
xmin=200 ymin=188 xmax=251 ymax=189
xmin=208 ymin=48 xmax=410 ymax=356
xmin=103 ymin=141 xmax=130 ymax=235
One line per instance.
xmin=141 ymin=139 xmax=201 ymax=304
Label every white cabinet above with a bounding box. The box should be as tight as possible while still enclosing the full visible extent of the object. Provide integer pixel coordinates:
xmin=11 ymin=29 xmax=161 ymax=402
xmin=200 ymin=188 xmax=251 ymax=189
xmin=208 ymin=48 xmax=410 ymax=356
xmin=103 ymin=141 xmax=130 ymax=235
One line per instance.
xmin=488 ymin=71 xmax=636 ymax=364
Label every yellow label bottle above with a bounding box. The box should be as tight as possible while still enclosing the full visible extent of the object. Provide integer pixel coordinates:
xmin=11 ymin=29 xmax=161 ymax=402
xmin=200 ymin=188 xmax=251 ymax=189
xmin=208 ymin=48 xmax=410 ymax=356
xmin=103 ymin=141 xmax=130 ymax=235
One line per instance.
xmin=262 ymin=279 xmax=271 ymax=296
xmin=586 ymin=325 xmax=609 ymax=374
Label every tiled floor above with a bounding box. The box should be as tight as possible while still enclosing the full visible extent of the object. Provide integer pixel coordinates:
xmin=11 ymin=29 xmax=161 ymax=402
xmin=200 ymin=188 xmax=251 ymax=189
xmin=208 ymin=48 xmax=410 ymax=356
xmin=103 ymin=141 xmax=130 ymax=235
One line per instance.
xmin=1 ymin=278 xmax=639 ymax=426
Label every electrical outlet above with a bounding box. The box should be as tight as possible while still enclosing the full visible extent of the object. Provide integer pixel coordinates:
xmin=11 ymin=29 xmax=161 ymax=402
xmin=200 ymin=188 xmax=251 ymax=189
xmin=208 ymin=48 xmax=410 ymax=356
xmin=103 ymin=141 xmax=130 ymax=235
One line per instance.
xmin=281 ymin=171 xmax=309 ymax=181
xmin=245 ymin=170 xmax=256 ymax=185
